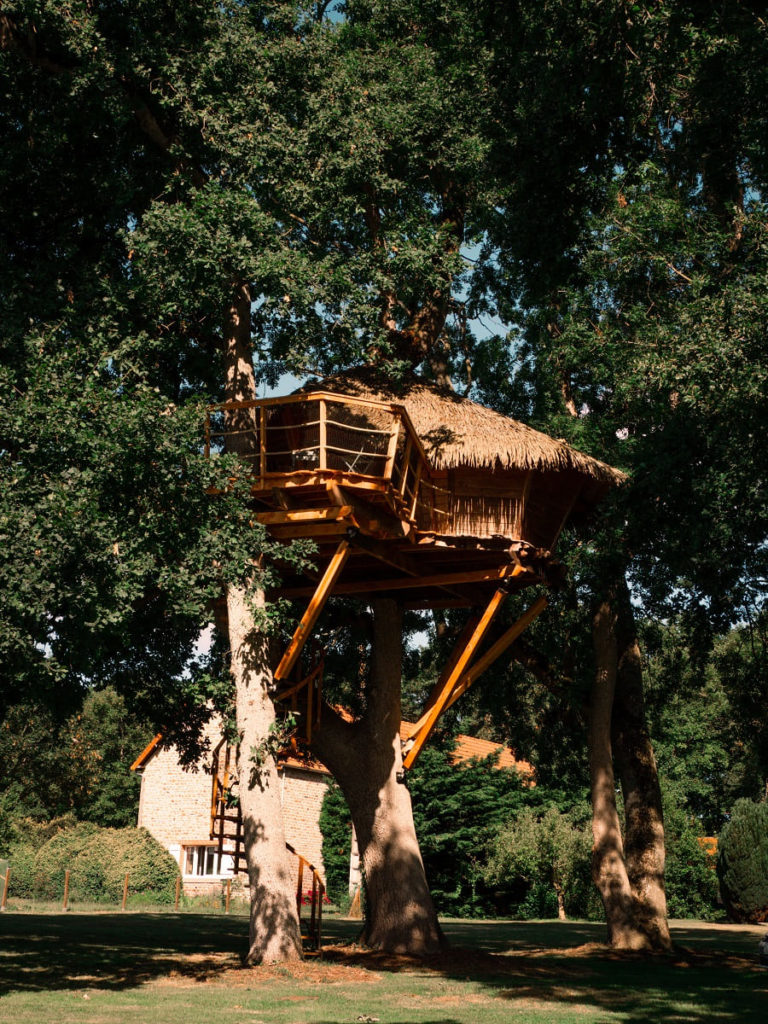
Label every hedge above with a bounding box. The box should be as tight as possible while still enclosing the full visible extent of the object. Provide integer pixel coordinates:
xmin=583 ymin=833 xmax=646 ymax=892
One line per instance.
xmin=7 ymin=822 xmax=179 ymax=904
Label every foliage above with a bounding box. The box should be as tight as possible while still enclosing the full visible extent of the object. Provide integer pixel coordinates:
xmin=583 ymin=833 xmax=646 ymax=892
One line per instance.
xmin=484 ymin=804 xmax=597 ymax=921
xmin=0 ymin=687 xmax=150 ymax=830
xmin=6 ymin=821 xmax=179 ymax=904
xmin=405 ymin=741 xmax=530 ymax=917
xmin=717 ymin=799 xmax=768 ymax=924
xmin=661 ymin=782 xmax=719 ymax=921
xmin=319 ymin=781 xmax=353 ymax=906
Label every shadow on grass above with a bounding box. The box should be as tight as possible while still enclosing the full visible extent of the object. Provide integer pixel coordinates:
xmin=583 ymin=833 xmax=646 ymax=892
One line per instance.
xmin=0 ymin=912 xmax=248 ymax=995
xmin=323 ymin=919 xmax=768 ymax=1024
xmin=1 ymin=913 xmax=765 ymax=1024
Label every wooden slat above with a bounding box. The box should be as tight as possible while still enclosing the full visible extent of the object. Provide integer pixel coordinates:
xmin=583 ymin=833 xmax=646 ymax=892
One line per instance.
xmin=383 ymin=416 xmax=401 ymax=480
xmin=319 ymin=399 xmax=327 ymax=471
xmin=278 ymin=563 xmax=530 ymax=599
xmin=274 ymin=540 xmax=351 ymax=682
xmin=259 ymin=406 xmax=267 ymax=481
xmin=402 ymin=588 xmax=508 ymax=770
xmin=256 ymin=506 xmax=352 ymax=526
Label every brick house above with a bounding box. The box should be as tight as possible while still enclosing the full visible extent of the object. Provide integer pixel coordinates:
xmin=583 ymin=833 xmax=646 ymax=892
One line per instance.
xmin=131 ymin=720 xmax=532 ymax=895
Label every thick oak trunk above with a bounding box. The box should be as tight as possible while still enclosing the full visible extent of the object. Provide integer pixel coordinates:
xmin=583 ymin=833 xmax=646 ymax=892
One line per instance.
xmin=228 ymin=585 xmax=304 ymax=963
xmin=311 ymin=600 xmax=444 ymax=955
xmin=612 ymin=581 xmax=671 ymax=951
xmin=590 ymin=600 xmax=650 ymax=949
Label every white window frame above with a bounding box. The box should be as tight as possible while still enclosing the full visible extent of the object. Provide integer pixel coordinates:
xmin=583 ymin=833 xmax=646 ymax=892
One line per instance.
xmin=181 ymin=843 xmax=234 ymax=879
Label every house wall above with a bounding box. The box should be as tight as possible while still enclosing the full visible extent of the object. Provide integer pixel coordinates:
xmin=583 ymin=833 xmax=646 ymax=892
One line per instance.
xmin=135 ymin=724 xmax=329 ymax=895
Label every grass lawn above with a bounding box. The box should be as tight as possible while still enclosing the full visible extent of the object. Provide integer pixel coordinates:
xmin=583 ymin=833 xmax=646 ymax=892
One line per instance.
xmin=0 ymin=910 xmax=765 ymax=1024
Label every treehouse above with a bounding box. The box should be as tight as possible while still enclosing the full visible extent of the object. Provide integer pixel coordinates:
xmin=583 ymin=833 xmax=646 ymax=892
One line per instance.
xmin=206 ymin=368 xmax=625 ymax=767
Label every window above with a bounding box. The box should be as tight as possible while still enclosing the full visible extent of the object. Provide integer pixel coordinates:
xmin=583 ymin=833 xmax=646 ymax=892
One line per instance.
xmin=182 ymin=844 xmax=234 ymax=878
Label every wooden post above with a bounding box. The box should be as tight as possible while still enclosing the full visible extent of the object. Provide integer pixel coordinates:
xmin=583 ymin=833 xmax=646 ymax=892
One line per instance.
xmin=121 ymin=872 xmax=129 ymax=912
xmin=274 ymin=539 xmax=351 ymax=682
xmin=409 ymin=461 xmax=424 ymax=521
xmin=225 ymin=878 xmax=232 ymax=914
xmin=296 ymin=859 xmax=305 ymax=920
xmin=174 ymin=875 xmax=181 ymax=911
xmin=319 ymin=399 xmax=327 ymax=470
xmin=399 ymin=435 xmax=413 ymax=498
xmin=259 ymin=406 xmax=267 ymax=482
xmin=1 ymin=867 xmax=9 ymax=911
xmin=62 ymin=869 xmax=70 ymax=911
xmin=383 ymin=415 xmax=401 ymax=481
xmin=309 ymin=873 xmax=317 ymax=939
xmin=316 ymin=881 xmax=325 ymax=955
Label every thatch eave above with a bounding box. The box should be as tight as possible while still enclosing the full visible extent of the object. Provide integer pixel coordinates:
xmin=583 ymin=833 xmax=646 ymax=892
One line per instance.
xmin=300 ymin=369 xmax=626 ymax=488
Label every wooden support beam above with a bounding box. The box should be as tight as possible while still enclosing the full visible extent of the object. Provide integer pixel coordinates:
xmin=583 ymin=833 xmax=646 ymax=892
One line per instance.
xmin=257 ymin=506 xmax=352 ymax=526
xmin=278 ymin=562 xmax=530 ymax=599
xmin=274 ymin=539 xmax=350 ymax=682
xmin=406 ymin=594 xmax=549 ymax=739
xmin=402 ymin=588 xmax=508 ymax=770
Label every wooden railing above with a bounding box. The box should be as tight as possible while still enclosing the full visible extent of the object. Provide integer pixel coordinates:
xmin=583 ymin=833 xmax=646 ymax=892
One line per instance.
xmin=287 ymin=842 xmax=326 ymax=955
xmin=206 ymin=391 xmax=445 ymax=528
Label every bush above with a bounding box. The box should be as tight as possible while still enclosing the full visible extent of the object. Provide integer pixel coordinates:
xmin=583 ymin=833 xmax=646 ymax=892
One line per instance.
xmin=717 ymin=799 xmax=768 ymax=923
xmin=71 ymin=827 xmax=179 ymax=904
xmin=662 ymin=785 xmax=719 ymax=920
xmin=7 ymin=823 xmax=180 ymax=904
xmin=484 ymin=804 xmax=599 ymax=920
xmin=319 ymin=781 xmax=352 ymax=906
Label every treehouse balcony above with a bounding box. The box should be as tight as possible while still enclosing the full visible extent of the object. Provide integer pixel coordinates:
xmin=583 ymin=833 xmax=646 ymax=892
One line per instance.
xmin=206 ymin=391 xmax=448 ymax=540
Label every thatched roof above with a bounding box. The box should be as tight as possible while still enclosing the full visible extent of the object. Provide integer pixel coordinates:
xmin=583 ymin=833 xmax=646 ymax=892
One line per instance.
xmin=302 ymin=369 xmax=626 ymax=486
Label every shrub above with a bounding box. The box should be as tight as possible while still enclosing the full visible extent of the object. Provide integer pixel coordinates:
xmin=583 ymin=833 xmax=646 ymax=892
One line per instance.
xmin=717 ymin=799 xmax=768 ymax=923
xmin=319 ymin=781 xmax=353 ymax=905
xmin=33 ymin=822 xmax=100 ymax=899
xmin=8 ymin=822 xmax=179 ymax=904
xmin=484 ymin=804 xmax=599 ymax=920
xmin=71 ymin=827 xmax=179 ymax=904
xmin=662 ymin=784 xmax=719 ymax=920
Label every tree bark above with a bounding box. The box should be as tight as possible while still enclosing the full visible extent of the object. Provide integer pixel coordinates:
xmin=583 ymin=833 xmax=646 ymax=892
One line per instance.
xmin=612 ymin=580 xmax=671 ymax=951
xmin=311 ymin=600 xmax=445 ymax=955
xmin=221 ymin=279 xmax=303 ymax=962
xmin=590 ymin=600 xmax=649 ymax=949
xmin=227 ymin=584 xmax=304 ymax=963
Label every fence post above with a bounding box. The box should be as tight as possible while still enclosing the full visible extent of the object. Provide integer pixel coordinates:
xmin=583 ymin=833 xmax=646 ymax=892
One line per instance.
xmin=174 ymin=875 xmax=181 ymax=911
xmin=225 ymin=878 xmax=231 ymax=914
xmin=121 ymin=873 xmax=129 ymax=912
xmin=62 ymin=870 xmax=70 ymax=911
xmin=1 ymin=867 xmax=9 ymax=911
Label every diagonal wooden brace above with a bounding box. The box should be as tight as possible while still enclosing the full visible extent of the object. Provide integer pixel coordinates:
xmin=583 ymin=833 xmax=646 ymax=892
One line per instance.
xmin=274 ymin=539 xmax=350 ymax=683
xmin=402 ymin=587 xmax=508 ymax=770
xmin=403 ymin=592 xmax=548 ymax=769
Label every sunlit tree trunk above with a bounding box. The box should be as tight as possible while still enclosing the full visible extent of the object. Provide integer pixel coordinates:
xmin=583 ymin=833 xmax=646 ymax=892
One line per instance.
xmin=222 ymin=281 xmax=303 ymax=963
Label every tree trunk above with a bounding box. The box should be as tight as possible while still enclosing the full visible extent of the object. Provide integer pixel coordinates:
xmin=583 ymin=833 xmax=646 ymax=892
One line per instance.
xmin=228 ymin=584 xmax=304 ymax=963
xmin=311 ymin=600 xmax=445 ymax=955
xmin=612 ymin=580 xmax=671 ymax=951
xmin=221 ymin=279 xmax=303 ymax=962
xmin=554 ymin=882 xmax=567 ymax=921
xmin=590 ymin=600 xmax=649 ymax=949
